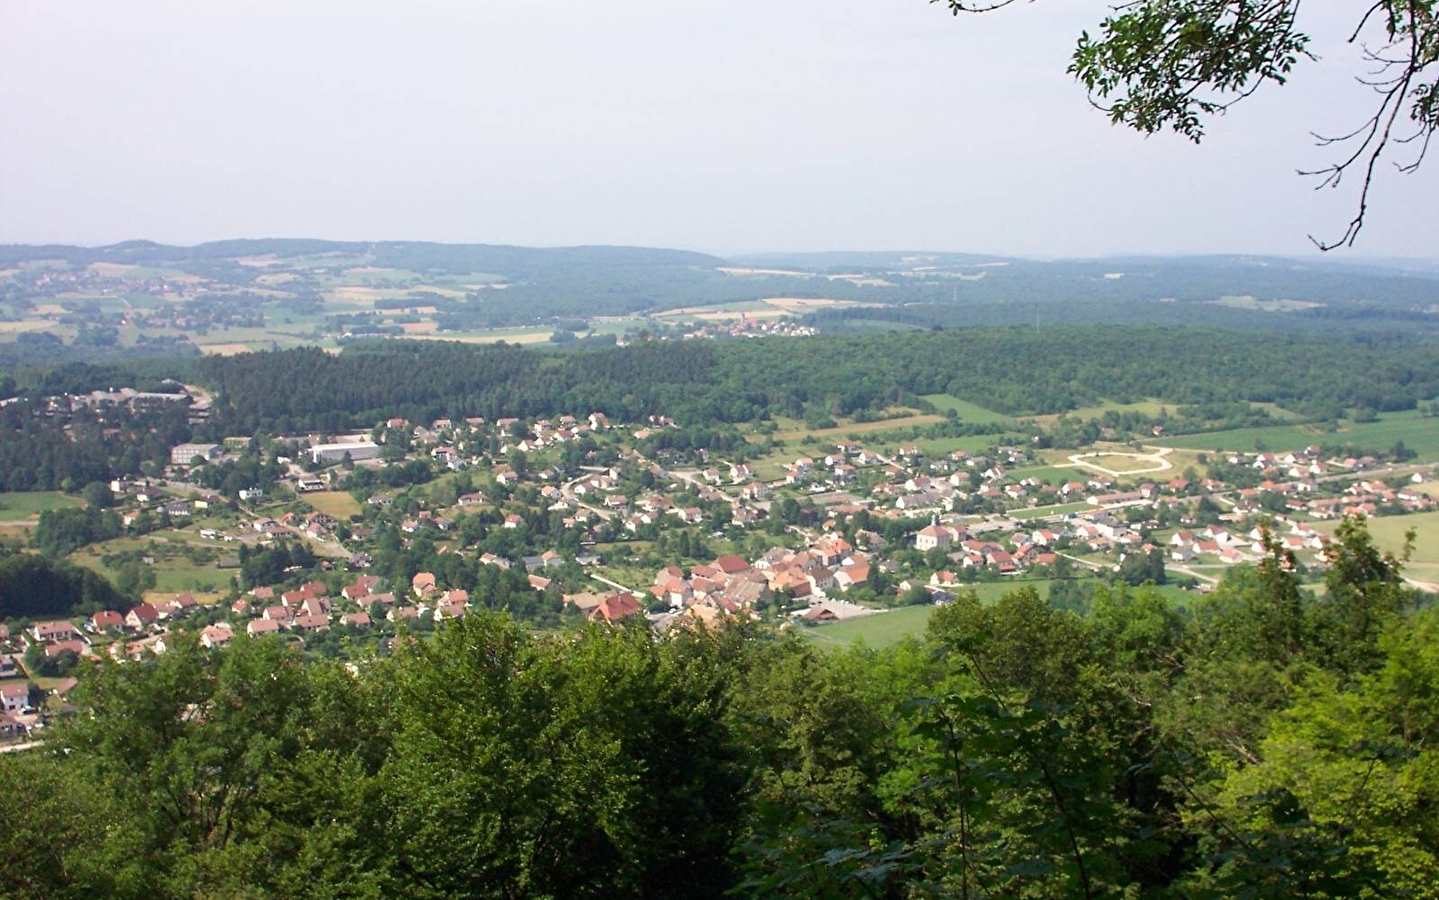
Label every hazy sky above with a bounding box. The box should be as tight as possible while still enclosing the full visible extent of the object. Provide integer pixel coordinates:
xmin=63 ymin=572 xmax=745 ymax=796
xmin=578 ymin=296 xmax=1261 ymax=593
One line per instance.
xmin=1 ymin=0 xmax=1433 ymax=257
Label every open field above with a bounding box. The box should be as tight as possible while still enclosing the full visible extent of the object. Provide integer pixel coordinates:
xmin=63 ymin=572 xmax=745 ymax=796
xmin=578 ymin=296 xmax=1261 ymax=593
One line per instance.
xmin=804 ymin=581 xmax=1063 ymax=648
xmin=656 ymin=297 xmax=878 ymax=323
xmin=74 ymin=554 xmax=234 ymax=595
xmin=911 ymin=433 xmax=1031 ymax=458
xmin=1008 ymin=501 xmax=1094 ymax=520
xmin=1155 ymin=410 xmax=1439 ymax=460
xmin=803 ymin=578 xmax=1211 ymax=650
xmin=716 ymin=266 xmax=812 ymax=278
xmin=762 ymin=297 xmax=879 ymax=312
xmin=1316 ymin=510 xmax=1439 ymax=586
xmin=919 ymin=395 xmax=1012 ymax=424
xmin=0 ymin=491 xmax=85 ymax=522
xmin=1015 ymin=464 xmax=1096 ymax=485
xmin=0 ymin=319 xmax=64 ymax=335
xmin=142 ymin=590 xmax=227 ymax=607
xmin=404 ymin=329 xmax=555 ymax=345
xmin=1211 ymin=295 xmax=1323 ymax=312
xmin=1068 ymin=449 xmax=1174 ymax=476
xmin=69 ymin=531 xmax=236 ymax=594
xmin=803 ymin=605 xmax=936 ymax=649
xmin=770 ymin=411 xmax=944 ymax=443
xmin=305 ymin=491 xmax=363 ymax=519
xmin=1252 ymin=402 xmax=1306 ymax=422
xmin=1026 ymin=399 xmax=1168 ymax=428
xmin=654 ymin=300 xmax=787 ymax=321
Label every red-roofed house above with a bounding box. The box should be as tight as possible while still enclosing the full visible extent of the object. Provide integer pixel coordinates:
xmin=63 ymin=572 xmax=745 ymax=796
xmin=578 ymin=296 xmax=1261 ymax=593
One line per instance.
xmin=124 ymin=605 xmax=160 ymax=631
xmin=89 ymin=610 xmax=124 ymax=632
xmin=590 ymin=592 xmax=642 ymax=623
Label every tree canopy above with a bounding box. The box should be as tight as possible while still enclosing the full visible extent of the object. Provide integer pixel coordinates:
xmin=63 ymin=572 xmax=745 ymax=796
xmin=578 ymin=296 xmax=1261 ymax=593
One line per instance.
xmin=2 ymin=519 xmax=1436 ymax=898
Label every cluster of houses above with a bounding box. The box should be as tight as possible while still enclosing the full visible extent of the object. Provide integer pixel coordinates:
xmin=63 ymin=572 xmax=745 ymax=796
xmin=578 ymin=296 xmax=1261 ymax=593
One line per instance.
xmin=1230 ymin=476 xmax=1435 ymax=520
xmin=1166 ymin=522 xmax=1328 ymax=566
xmin=672 ymin=314 xmax=818 ymax=341
xmin=636 ymin=535 xmax=873 ymax=624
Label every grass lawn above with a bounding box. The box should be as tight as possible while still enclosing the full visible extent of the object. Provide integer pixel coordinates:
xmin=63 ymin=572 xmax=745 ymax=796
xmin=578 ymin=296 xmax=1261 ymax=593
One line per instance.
xmin=0 ymin=491 xmax=85 ymax=522
xmin=305 ymin=491 xmax=363 ymax=519
xmin=803 ymin=605 xmax=936 ymax=649
xmin=771 ymin=411 xmax=943 ymax=443
xmin=1316 ymin=510 xmax=1439 ymax=586
xmin=804 ymin=580 xmax=1060 ymax=649
xmin=1026 ymin=399 xmax=1168 ymax=428
xmin=143 ymin=590 xmax=228 ymax=607
xmin=910 ymin=433 xmax=1029 ymax=459
xmin=1013 ymin=465 xmax=1093 ymax=486
xmin=70 ymin=532 xmax=236 ymax=595
xmin=1081 ymin=453 xmax=1170 ymax=473
xmin=152 ymin=563 xmax=235 ymax=594
xmin=1009 ymin=501 xmax=1093 ymax=520
xmin=1252 ymin=402 xmax=1305 ymax=422
xmin=919 ymin=395 xmax=1012 ymax=425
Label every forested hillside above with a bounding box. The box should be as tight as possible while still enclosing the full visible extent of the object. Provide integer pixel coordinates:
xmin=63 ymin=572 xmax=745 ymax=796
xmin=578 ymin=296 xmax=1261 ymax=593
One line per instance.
xmin=3 ymin=522 xmax=1435 ymax=899
xmin=185 ymin=328 xmax=1439 ymax=433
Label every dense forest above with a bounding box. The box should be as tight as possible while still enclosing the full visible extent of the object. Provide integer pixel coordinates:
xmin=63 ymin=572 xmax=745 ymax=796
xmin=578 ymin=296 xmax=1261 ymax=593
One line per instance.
xmin=187 ymin=328 xmax=1439 ymax=433
xmin=3 ymin=325 xmax=1435 ymax=493
xmin=3 ymin=521 xmax=1435 ymax=898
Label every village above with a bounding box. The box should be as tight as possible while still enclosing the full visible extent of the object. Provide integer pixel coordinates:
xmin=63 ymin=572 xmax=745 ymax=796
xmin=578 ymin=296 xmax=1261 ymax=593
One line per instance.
xmin=3 ymin=395 xmax=1436 ymax=742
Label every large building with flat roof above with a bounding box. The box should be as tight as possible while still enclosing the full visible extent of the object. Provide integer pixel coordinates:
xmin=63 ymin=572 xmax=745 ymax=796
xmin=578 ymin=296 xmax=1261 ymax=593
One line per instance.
xmin=311 ymin=441 xmax=380 ymax=465
xmin=170 ymin=443 xmax=221 ymax=466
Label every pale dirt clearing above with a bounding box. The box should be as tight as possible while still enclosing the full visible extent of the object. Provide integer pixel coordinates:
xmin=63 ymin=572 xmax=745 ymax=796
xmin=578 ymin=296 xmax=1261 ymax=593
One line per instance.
xmin=824 ymin=274 xmax=895 ymax=287
xmin=0 ymin=320 xmax=59 ymax=334
xmin=87 ymin=262 xmax=139 ymax=277
xmin=717 ymin=266 xmax=814 ymax=277
xmin=199 ymin=343 xmax=255 ymax=355
xmin=773 ymin=413 xmax=945 ymax=442
xmin=763 ymin=297 xmax=870 ymax=311
xmin=404 ymin=331 xmax=555 ymax=345
xmin=324 ymin=287 xmax=415 ymax=303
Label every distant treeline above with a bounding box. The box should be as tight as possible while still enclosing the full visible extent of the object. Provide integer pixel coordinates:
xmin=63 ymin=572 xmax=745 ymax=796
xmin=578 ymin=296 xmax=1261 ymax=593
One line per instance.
xmin=183 ymin=328 xmax=1439 ymax=433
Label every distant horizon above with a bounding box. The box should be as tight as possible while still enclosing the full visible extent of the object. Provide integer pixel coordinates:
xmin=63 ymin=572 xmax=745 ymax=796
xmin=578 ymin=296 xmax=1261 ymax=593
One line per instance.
xmin=4 ymin=235 xmax=1438 ymax=268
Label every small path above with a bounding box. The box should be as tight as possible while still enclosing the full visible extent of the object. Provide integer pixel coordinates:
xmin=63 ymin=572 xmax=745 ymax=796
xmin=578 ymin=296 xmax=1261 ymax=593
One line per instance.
xmin=591 ymin=573 xmax=643 ymax=594
xmin=1170 ymin=564 xmax=1220 ymax=585
xmin=1058 ymin=551 xmax=1106 ymax=572
xmin=1067 ymin=446 xmax=1175 ymax=477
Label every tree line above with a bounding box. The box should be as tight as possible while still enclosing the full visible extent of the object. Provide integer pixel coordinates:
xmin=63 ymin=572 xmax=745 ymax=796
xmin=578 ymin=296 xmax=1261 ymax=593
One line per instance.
xmin=189 ymin=327 xmax=1439 ymax=434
